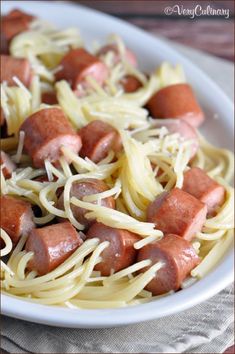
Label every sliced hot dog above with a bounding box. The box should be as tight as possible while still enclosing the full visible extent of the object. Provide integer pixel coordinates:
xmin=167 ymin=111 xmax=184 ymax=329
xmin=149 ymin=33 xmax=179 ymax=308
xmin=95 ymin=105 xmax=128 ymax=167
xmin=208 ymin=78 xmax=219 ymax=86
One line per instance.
xmin=25 ymin=222 xmax=83 ymax=275
xmin=0 ymin=150 xmax=16 ymax=179
xmin=1 ymin=107 xmax=5 ymax=126
xmin=0 ymin=195 xmax=35 ymax=244
xmin=182 ymin=167 xmax=225 ymax=216
xmin=55 ymin=48 xmax=109 ymax=90
xmin=79 ymin=120 xmax=122 ymax=163
xmin=120 ymin=75 xmax=142 ymax=93
xmin=20 ymin=107 xmax=82 ymax=168
xmin=137 ymin=233 xmax=200 ymax=295
xmin=146 ymin=83 xmax=204 ymax=128
xmin=41 ymin=91 xmax=58 ymax=105
xmin=153 ymin=119 xmax=199 ymax=159
xmin=1 ymin=9 xmax=35 ymax=54
xmin=86 ymin=222 xmax=140 ymax=275
xmin=0 ymin=55 xmax=33 ymax=87
xmin=147 ymin=188 xmax=207 ymax=241
xmin=97 ymin=44 xmax=137 ymax=67
xmin=57 ymin=179 xmax=115 ymax=229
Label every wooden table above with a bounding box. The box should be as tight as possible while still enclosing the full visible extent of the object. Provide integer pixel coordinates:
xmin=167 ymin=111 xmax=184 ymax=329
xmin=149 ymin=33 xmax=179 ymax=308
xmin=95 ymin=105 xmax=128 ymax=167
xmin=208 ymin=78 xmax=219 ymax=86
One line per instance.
xmin=77 ymin=1 xmax=235 ymax=352
xmin=78 ymin=0 xmax=234 ymax=61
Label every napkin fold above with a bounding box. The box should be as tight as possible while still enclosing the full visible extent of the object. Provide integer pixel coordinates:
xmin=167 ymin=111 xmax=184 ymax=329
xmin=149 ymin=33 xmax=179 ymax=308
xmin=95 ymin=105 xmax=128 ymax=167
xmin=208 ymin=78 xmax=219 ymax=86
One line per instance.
xmin=1 ymin=285 xmax=234 ymax=353
xmin=1 ymin=42 xmax=234 ymax=354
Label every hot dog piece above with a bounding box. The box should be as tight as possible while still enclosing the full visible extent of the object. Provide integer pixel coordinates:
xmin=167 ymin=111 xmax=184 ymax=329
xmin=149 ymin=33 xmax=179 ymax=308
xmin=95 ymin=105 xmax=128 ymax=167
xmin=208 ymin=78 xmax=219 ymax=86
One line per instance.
xmin=25 ymin=222 xmax=83 ymax=275
xmin=41 ymin=91 xmax=58 ymax=105
xmin=146 ymin=84 xmax=204 ymax=128
xmin=0 ymin=195 xmax=35 ymax=244
xmin=147 ymin=188 xmax=207 ymax=241
xmin=55 ymin=48 xmax=109 ymax=90
xmin=0 ymin=151 xmax=16 ymax=179
xmin=97 ymin=44 xmax=137 ymax=67
xmin=0 ymin=108 xmax=5 ymax=126
xmin=86 ymin=222 xmax=140 ymax=275
xmin=153 ymin=119 xmax=199 ymax=159
xmin=182 ymin=167 xmax=225 ymax=216
xmin=137 ymin=234 xmax=200 ymax=295
xmin=1 ymin=9 xmax=35 ymax=54
xmin=79 ymin=120 xmax=122 ymax=163
xmin=0 ymin=55 xmax=32 ymax=87
xmin=20 ymin=107 xmax=82 ymax=168
xmin=120 ymin=75 xmax=142 ymax=93
xmin=57 ymin=179 xmax=115 ymax=228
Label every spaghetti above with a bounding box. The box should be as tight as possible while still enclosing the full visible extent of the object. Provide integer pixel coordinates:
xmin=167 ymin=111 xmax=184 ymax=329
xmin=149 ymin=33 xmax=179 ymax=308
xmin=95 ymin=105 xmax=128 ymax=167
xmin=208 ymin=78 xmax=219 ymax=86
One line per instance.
xmin=0 ymin=12 xmax=234 ymax=309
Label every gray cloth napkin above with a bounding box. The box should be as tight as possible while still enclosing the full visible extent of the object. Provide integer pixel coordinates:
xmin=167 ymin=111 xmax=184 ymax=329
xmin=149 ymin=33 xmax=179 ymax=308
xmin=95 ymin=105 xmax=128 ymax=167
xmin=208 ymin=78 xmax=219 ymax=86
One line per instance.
xmin=1 ymin=284 xmax=234 ymax=353
xmin=1 ymin=43 xmax=234 ymax=354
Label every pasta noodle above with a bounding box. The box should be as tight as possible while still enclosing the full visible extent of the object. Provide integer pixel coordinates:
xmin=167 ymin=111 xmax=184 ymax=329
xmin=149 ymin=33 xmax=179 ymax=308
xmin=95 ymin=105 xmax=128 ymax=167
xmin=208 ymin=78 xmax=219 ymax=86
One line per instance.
xmin=0 ymin=13 xmax=234 ymax=310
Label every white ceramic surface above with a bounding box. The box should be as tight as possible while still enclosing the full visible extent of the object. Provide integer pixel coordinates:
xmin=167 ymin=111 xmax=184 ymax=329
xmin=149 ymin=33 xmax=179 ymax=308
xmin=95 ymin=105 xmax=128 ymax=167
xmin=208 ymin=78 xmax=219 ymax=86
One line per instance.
xmin=1 ymin=0 xmax=234 ymax=328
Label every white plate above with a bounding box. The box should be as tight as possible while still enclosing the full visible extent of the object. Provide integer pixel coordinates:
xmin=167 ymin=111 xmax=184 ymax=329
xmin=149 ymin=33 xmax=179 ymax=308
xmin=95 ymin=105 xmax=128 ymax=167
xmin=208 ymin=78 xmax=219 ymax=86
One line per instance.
xmin=1 ymin=0 xmax=234 ymax=328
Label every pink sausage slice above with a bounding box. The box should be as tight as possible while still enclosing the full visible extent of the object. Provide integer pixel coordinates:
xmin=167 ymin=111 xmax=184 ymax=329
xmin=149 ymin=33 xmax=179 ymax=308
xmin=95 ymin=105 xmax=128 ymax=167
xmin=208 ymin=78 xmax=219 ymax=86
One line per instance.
xmin=0 ymin=55 xmax=33 ymax=87
xmin=1 ymin=108 xmax=5 ymax=126
xmin=25 ymin=222 xmax=83 ymax=275
xmin=153 ymin=119 xmax=199 ymax=159
xmin=57 ymin=179 xmax=115 ymax=229
xmin=86 ymin=222 xmax=140 ymax=275
xmin=0 ymin=150 xmax=16 ymax=179
xmin=55 ymin=48 xmax=109 ymax=90
xmin=120 ymin=75 xmax=142 ymax=93
xmin=146 ymin=83 xmax=204 ymax=128
xmin=137 ymin=234 xmax=200 ymax=295
xmin=147 ymin=188 xmax=207 ymax=241
xmin=97 ymin=44 xmax=137 ymax=67
xmin=41 ymin=91 xmax=58 ymax=105
xmin=183 ymin=167 xmax=225 ymax=216
xmin=20 ymin=107 xmax=82 ymax=168
xmin=1 ymin=9 xmax=35 ymax=54
xmin=0 ymin=195 xmax=35 ymax=244
xmin=79 ymin=120 xmax=122 ymax=163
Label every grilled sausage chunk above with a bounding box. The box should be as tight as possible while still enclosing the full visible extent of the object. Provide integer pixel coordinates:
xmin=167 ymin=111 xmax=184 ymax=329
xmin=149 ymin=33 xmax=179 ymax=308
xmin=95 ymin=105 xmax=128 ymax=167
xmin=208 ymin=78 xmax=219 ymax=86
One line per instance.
xmin=0 ymin=150 xmax=16 ymax=179
xmin=0 ymin=195 xmax=35 ymax=244
xmin=1 ymin=9 xmax=35 ymax=54
xmin=57 ymin=179 xmax=115 ymax=229
xmin=97 ymin=44 xmax=137 ymax=67
xmin=120 ymin=75 xmax=142 ymax=93
xmin=146 ymin=83 xmax=204 ymax=128
xmin=0 ymin=55 xmax=32 ymax=87
xmin=137 ymin=234 xmax=200 ymax=295
xmin=147 ymin=188 xmax=207 ymax=241
xmin=182 ymin=167 xmax=225 ymax=216
xmin=153 ymin=119 xmax=199 ymax=159
xmin=25 ymin=222 xmax=83 ymax=275
xmin=55 ymin=48 xmax=108 ymax=90
xmin=86 ymin=222 xmax=140 ymax=275
xmin=20 ymin=107 xmax=82 ymax=168
xmin=79 ymin=120 xmax=122 ymax=163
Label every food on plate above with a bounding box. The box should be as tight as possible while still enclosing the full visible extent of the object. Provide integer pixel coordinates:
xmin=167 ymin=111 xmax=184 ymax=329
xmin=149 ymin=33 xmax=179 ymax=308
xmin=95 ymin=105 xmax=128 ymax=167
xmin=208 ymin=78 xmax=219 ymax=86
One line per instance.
xmin=182 ymin=167 xmax=226 ymax=216
xmin=20 ymin=107 xmax=82 ymax=168
xmin=25 ymin=222 xmax=83 ymax=275
xmin=78 ymin=120 xmax=122 ymax=163
xmin=0 ymin=150 xmax=16 ymax=178
xmin=86 ymin=222 xmax=140 ymax=276
xmin=146 ymin=83 xmax=205 ymax=127
xmin=137 ymin=234 xmax=200 ymax=295
xmin=1 ymin=9 xmax=35 ymax=53
xmin=147 ymin=188 xmax=207 ymax=241
xmin=0 ymin=195 xmax=35 ymax=244
xmin=57 ymin=179 xmax=115 ymax=228
xmin=0 ymin=8 xmax=234 ymax=310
